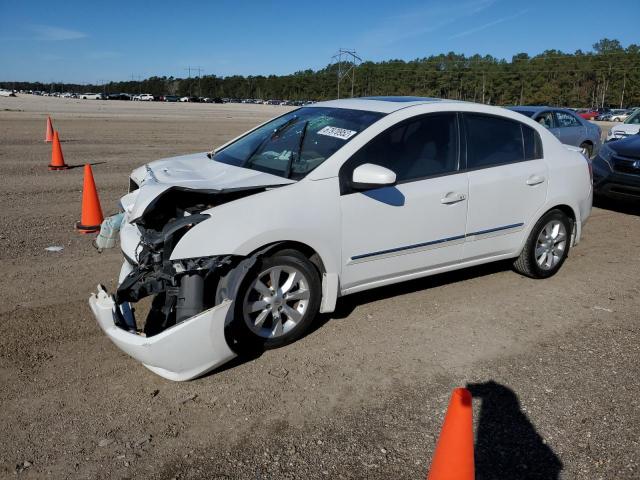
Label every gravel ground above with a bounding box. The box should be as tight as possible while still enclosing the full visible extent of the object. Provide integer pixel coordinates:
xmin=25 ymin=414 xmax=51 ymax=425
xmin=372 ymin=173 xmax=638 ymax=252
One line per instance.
xmin=0 ymin=96 xmax=638 ymax=479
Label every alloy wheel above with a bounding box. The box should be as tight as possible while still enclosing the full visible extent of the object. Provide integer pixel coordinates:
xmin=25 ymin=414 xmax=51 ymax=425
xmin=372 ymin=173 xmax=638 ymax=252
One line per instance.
xmin=242 ymin=265 xmax=311 ymax=339
xmin=535 ymin=220 xmax=567 ymax=270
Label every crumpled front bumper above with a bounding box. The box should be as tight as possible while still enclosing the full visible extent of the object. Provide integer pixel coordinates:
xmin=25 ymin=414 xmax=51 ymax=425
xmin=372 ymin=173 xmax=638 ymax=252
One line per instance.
xmin=89 ymin=286 xmax=237 ymax=381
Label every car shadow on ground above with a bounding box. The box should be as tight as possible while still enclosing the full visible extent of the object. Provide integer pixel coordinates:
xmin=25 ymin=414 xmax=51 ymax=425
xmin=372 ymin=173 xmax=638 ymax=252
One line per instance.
xmin=326 ymin=259 xmax=513 ymax=322
xmin=205 ymin=261 xmax=514 ymax=378
xmin=467 ymin=381 xmax=562 ymax=480
xmin=594 ymin=196 xmax=640 ymax=216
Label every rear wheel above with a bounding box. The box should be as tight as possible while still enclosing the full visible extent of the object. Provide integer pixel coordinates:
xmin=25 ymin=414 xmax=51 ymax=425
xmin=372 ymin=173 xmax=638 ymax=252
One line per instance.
xmin=513 ymin=210 xmax=572 ymax=279
xmin=219 ymin=249 xmax=322 ymax=351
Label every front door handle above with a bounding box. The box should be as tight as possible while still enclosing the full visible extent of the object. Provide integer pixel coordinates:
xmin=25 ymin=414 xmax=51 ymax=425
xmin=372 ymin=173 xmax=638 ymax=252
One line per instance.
xmin=441 ymin=192 xmax=467 ymax=204
xmin=526 ymin=175 xmax=546 ymax=186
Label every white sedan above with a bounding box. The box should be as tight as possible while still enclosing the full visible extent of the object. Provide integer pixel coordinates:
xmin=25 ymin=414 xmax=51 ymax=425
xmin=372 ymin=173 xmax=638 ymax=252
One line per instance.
xmin=606 ymin=109 xmax=640 ymax=141
xmin=90 ymin=96 xmax=593 ymax=380
xmin=80 ymin=93 xmax=104 ymax=100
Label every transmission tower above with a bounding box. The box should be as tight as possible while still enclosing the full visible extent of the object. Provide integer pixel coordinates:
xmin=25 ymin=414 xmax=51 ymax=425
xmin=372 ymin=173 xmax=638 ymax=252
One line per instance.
xmin=185 ymin=66 xmax=204 ymax=97
xmin=331 ymin=48 xmax=361 ymax=99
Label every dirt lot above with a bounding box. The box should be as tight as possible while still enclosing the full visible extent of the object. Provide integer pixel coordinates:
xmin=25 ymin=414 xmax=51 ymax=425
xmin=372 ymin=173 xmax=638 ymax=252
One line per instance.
xmin=0 ymin=96 xmax=638 ymax=479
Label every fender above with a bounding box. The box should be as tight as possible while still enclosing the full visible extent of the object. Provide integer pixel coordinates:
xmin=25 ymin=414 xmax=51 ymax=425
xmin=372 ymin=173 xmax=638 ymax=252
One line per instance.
xmin=170 ymin=177 xmax=343 ymax=312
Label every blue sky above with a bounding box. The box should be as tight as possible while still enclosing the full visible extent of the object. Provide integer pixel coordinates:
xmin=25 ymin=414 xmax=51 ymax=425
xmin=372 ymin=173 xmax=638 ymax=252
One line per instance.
xmin=1 ymin=0 xmax=639 ymax=83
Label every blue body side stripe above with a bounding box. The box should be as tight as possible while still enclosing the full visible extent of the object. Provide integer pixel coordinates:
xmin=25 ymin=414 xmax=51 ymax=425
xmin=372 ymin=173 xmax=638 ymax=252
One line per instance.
xmin=350 ymin=222 xmax=525 ymax=261
xmin=467 ymin=222 xmax=524 ymax=237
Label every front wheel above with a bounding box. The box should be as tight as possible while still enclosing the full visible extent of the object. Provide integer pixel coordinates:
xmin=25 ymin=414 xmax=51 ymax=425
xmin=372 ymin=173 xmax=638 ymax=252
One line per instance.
xmin=579 ymin=142 xmax=593 ymax=159
xmin=219 ymin=249 xmax=322 ymax=351
xmin=513 ymin=210 xmax=573 ymax=279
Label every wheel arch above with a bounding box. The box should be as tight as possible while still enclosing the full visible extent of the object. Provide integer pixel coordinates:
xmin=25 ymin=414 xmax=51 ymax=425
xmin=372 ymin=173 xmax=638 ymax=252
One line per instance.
xmin=518 ymin=202 xmax=578 ymax=255
xmin=246 ymin=240 xmax=339 ymax=314
xmin=248 ymin=240 xmax=327 ymax=276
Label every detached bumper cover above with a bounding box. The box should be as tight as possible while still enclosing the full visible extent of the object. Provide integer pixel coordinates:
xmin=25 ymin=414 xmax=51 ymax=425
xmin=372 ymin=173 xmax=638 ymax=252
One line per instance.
xmin=89 ymin=286 xmax=237 ymax=381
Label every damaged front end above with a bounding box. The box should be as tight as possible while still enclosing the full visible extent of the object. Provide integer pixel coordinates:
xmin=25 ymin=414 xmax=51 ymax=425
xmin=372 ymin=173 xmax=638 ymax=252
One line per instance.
xmin=89 ymin=184 xmax=269 ymax=381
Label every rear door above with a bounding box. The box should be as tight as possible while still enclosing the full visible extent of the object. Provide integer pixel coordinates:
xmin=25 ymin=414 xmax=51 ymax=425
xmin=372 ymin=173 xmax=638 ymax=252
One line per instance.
xmin=553 ymin=110 xmax=584 ymax=147
xmin=462 ymin=113 xmax=548 ymax=260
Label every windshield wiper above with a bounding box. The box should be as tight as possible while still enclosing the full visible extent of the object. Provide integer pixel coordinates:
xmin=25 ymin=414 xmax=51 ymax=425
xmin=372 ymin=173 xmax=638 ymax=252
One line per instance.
xmin=286 ymin=120 xmax=308 ymax=178
xmin=245 ymin=116 xmax=300 ymax=170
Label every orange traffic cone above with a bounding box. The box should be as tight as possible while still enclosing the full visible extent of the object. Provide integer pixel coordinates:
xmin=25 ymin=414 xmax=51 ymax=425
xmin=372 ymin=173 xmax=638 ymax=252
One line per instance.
xmin=45 ymin=116 xmax=54 ymax=142
xmin=49 ymin=131 xmax=69 ymax=170
xmin=427 ymin=388 xmax=475 ymax=480
xmin=76 ymin=164 xmax=104 ymax=234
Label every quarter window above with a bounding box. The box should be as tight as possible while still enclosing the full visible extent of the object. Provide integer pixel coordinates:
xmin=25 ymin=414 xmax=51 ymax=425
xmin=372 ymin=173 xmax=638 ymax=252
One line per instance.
xmin=345 ymin=113 xmax=459 ymax=184
xmin=523 ymin=125 xmax=543 ymax=160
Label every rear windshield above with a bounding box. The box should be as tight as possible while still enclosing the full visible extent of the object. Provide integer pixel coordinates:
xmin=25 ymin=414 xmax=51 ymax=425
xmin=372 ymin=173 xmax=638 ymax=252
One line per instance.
xmin=508 ymin=109 xmax=536 ymax=118
xmin=213 ymin=107 xmax=384 ymax=179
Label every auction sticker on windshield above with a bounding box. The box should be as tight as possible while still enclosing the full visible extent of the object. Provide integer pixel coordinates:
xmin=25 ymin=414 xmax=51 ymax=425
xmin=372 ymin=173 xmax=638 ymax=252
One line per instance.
xmin=317 ymin=126 xmax=357 ymax=140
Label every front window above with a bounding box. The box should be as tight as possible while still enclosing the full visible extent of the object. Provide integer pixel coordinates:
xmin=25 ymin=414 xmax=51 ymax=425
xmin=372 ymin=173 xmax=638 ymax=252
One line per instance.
xmin=213 ymin=107 xmax=384 ymax=179
xmin=624 ymin=110 xmax=640 ymax=124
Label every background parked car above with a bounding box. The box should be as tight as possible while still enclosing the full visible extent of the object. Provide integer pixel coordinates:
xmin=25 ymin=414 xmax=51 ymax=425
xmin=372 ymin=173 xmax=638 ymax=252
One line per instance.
xmin=509 ymin=106 xmax=601 ymax=157
xmin=576 ymin=108 xmax=598 ymax=120
xmin=593 ymin=132 xmax=640 ymax=200
xmin=164 ymin=95 xmax=180 ymax=102
xmin=80 ymin=93 xmax=105 ymax=100
xmin=107 ymin=93 xmax=131 ymax=100
xmin=610 ymin=109 xmax=632 ymax=122
xmin=606 ymin=109 xmax=640 ymax=141
xmin=133 ymin=94 xmax=154 ymax=101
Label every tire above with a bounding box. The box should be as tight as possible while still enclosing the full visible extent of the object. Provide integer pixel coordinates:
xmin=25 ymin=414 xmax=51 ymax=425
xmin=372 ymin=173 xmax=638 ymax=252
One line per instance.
xmin=513 ymin=209 xmax=573 ymax=279
xmin=218 ymin=249 xmax=322 ymax=351
xmin=579 ymin=142 xmax=593 ymax=159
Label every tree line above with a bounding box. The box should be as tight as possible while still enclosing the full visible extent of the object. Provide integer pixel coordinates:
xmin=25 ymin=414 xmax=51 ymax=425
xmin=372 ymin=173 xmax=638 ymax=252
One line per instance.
xmin=3 ymin=39 xmax=639 ymax=108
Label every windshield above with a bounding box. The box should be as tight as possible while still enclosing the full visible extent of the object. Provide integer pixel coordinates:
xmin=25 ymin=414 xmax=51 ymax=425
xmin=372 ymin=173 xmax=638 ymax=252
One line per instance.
xmin=624 ymin=110 xmax=640 ymax=124
xmin=212 ymin=107 xmax=384 ymax=179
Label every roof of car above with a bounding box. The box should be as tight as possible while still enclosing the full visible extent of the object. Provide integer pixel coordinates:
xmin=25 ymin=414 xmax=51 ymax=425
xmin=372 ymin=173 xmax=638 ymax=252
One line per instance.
xmin=310 ymin=96 xmax=449 ymax=113
xmin=508 ymin=106 xmax=553 ymax=113
xmin=509 ymin=105 xmax=581 ymax=115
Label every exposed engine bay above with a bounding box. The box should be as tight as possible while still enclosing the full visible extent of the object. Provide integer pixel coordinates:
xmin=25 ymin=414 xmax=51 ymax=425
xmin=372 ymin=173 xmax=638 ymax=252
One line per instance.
xmin=111 ymin=185 xmax=271 ymax=338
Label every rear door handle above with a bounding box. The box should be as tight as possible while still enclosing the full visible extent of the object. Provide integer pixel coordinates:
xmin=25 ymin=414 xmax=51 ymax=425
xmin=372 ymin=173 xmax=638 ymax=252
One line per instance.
xmin=526 ymin=175 xmax=546 ymax=186
xmin=441 ymin=192 xmax=467 ymax=204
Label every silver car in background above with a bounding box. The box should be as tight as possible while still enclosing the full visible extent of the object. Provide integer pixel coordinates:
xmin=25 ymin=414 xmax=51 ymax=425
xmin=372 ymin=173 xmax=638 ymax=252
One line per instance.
xmin=509 ymin=106 xmax=601 ymax=158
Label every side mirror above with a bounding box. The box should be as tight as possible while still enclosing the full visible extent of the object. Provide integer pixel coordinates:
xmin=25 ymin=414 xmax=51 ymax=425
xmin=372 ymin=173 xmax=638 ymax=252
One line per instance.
xmin=351 ymin=163 xmax=397 ymax=190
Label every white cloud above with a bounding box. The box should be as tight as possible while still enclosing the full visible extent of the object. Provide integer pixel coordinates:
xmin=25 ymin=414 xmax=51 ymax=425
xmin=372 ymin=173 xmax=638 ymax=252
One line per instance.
xmin=30 ymin=25 xmax=87 ymax=41
xmin=358 ymin=0 xmax=498 ymax=47
xmin=448 ymin=9 xmax=529 ymax=39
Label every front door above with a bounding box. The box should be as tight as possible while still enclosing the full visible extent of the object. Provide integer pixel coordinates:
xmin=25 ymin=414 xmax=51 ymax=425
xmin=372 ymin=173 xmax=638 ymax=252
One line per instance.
xmin=339 ymin=112 xmax=468 ymax=292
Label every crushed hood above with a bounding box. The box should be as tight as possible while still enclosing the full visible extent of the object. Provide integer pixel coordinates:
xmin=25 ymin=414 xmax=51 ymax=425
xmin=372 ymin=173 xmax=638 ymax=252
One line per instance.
xmin=123 ymin=152 xmax=294 ymax=222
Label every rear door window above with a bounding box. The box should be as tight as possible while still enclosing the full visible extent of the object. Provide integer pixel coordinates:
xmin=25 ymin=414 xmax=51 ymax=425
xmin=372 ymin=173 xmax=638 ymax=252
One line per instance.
xmin=464 ymin=113 xmax=542 ymax=168
xmin=554 ymin=111 xmax=581 ymax=128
